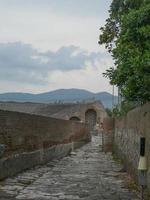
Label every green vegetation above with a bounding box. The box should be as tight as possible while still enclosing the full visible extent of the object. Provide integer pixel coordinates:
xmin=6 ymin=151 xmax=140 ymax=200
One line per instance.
xmin=99 ymin=0 xmax=150 ymax=104
xmin=106 ymin=101 xmax=137 ymax=117
xmin=112 ymin=100 xmax=137 ymax=117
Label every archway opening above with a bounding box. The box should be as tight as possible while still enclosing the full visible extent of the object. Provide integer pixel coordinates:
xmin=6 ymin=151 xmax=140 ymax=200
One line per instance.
xmin=85 ymin=109 xmax=97 ymax=131
xmin=69 ymin=116 xmax=80 ymax=121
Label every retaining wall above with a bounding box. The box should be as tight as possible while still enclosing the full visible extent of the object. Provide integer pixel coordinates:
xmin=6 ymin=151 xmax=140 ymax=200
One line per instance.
xmin=0 ymin=110 xmax=90 ymax=180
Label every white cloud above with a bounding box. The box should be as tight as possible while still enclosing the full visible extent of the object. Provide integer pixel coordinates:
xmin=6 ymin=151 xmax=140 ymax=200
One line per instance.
xmin=0 ymin=0 xmax=114 ymax=93
xmin=0 ymin=65 xmax=113 ymax=94
xmin=0 ymin=1 xmax=111 ymax=52
xmin=0 ymin=42 xmax=113 ymax=93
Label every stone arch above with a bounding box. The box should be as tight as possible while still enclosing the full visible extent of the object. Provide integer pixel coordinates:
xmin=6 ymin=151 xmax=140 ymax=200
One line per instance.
xmin=85 ymin=109 xmax=97 ymax=131
xmin=69 ymin=116 xmax=81 ymax=121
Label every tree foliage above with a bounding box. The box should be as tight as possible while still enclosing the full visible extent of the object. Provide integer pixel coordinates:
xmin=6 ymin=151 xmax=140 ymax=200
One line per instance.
xmin=99 ymin=0 xmax=150 ymax=103
xmin=112 ymin=100 xmax=137 ymax=117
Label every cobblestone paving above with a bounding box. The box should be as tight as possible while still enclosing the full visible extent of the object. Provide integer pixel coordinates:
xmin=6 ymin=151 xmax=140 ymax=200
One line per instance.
xmin=0 ymin=136 xmax=139 ymax=200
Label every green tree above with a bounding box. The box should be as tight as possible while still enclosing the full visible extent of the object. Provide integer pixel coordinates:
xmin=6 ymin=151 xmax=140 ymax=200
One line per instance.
xmin=99 ymin=0 xmax=150 ymax=104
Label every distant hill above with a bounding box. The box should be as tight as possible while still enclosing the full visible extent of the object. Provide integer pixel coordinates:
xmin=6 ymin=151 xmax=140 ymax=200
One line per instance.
xmin=0 ymin=89 xmax=117 ymax=108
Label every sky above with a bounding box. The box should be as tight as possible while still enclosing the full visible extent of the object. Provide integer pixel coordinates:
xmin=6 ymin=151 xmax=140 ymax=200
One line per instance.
xmin=0 ymin=0 xmax=115 ymax=94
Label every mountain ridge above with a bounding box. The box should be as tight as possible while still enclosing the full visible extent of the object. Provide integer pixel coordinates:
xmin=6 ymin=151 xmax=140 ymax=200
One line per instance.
xmin=0 ymin=88 xmax=117 ymax=108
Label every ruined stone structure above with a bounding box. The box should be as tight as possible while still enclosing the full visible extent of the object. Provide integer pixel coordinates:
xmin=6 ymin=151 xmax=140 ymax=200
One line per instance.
xmin=0 ymin=101 xmax=145 ymax=199
xmin=0 ymin=100 xmax=107 ymax=180
xmin=0 ymin=101 xmax=107 ymax=132
xmin=114 ymin=103 xmax=150 ymax=189
xmin=102 ymin=103 xmax=150 ymax=191
xmin=0 ymin=109 xmax=90 ymax=180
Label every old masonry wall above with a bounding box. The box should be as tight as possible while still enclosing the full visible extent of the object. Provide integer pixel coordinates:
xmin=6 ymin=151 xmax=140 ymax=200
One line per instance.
xmin=0 ymin=110 xmax=90 ymax=180
xmin=114 ymin=103 xmax=150 ymax=188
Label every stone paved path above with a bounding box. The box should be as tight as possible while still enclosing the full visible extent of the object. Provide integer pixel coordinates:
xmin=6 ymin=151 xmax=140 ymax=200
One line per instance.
xmin=0 ymin=136 xmax=139 ymax=200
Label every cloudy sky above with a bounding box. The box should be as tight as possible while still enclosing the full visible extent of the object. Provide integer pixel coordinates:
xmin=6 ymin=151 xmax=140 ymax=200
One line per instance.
xmin=0 ymin=0 xmax=114 ymax=94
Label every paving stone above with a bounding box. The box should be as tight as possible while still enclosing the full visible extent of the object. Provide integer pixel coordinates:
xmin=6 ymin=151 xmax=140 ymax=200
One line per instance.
xmin=0 ymin=136 xmax=139 ymax=200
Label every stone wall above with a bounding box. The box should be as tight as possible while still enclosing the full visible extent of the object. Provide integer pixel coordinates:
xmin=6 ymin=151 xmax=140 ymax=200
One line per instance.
xmin=0 ymin=101 xmax=107 ymax=125
xmin=102 ymin=117 xmax=114 ymax=152
xmin=114 ymin=103 xmax=150 ymax=188
xmin=0 ymin=110 xmax=90 ymax=180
